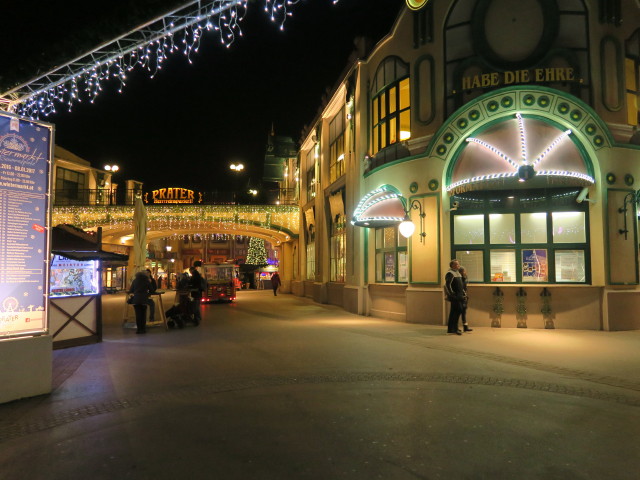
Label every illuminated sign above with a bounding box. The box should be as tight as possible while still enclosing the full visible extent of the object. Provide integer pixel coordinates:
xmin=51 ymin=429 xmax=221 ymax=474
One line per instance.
xmin=144 ymin=188 xmax=202 ymax=204
xmin=459 ymin=67 xmax=579 ymax=92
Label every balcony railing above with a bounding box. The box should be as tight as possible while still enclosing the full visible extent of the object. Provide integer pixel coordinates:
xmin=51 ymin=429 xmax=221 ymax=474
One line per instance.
xmin=53 ymin=188 xmax=298 ymax=206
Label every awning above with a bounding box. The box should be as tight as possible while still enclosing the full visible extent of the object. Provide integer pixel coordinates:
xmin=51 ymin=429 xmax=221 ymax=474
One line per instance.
xmin=52 ymin=224 xmax=129 ymax=264
xmin=351 ymin=185 xmax=406 ymax=228
xmin=52 ymin=249 xmax=129 ymax=263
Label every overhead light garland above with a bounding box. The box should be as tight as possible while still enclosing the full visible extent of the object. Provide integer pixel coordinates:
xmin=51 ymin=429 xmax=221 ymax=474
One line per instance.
xmin=52 ymin=204 xmax=299 ymax=239
xmin=2 ymin=1 xmax=339 ymax=118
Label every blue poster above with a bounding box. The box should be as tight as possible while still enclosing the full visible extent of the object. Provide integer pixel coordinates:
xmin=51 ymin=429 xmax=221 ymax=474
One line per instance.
xmin=0 ymin=112 xmax=52 ymax=337
xmin=522 ymin=249 xmax=548 ymax=282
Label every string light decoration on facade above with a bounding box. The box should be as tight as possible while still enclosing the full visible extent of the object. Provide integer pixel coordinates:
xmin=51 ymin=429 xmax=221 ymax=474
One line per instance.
xmin=351 ymin=186 xmax=406 ymax=227
xmin=52 ymin=204 xmax=299 ymax=243
xmin=446 ymin=112 xmax=594 ymax=192
xmin=1 ymin=0 xmax=339 ymax=118
xmin=246 ymin=237 xmax=268 ymax=265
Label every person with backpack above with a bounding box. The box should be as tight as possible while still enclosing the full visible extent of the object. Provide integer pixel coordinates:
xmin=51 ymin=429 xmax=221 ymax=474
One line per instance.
xmin=189 ymin=266 xmax=205 ymax=323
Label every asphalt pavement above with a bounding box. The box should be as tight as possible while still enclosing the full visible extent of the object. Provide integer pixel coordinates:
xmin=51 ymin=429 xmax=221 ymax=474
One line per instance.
xmin=1 ymin=290 xmax=639 ymax=480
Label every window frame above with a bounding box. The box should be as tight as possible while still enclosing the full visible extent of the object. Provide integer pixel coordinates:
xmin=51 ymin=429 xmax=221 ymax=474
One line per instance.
xmin=329 ymin=107 xmax=346 ymax=184
xmin=372 ymin=76 xmax=411 ymax=155
xmin=450 ymin=189 xmax=590 ymax=284
xmin=374 ymin=226 xmax=408 ymax=283
xmin=305 ymin=148 xmax=316 ymax=201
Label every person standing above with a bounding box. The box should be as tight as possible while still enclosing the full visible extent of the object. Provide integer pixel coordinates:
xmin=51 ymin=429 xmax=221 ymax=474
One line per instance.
xmin=444 ymin=259 xmax=465 ymax=335
xmin=458 ymin=266 xmax=473 ymax=332
xmin=145 ymin=269 xmax=157 ymax=322
xmin=270 ymin=272 xmax=281 ymax=296
xmin=129 ymin=270 xmax=153 ymax=334
xmin=189 ymin=266 xmax=204 ymax=324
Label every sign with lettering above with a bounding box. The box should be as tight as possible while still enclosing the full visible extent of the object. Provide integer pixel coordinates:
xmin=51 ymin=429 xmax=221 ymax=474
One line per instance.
xmin=144 ymin=188 xmax=202 ymax=204
xmin=0 ymin=112 xmax=52 ymax=338
xmin=459 ymin=67 xmax=579 ymax=92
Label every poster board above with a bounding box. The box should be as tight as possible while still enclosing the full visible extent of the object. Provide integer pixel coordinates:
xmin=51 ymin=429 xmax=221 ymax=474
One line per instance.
xmin=0 ymin=112 xmax=52 ymax=338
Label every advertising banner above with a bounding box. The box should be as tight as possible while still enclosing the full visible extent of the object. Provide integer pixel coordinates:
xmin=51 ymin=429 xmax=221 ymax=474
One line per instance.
xmin=0 ymin=112 xmax=52 ymax=337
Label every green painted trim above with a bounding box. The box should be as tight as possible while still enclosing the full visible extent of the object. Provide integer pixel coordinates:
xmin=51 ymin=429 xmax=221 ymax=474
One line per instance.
xmin=427 ymin=85 xmax=620 ymax=161
xmin=600 ymin=36 xmax=624 ymax=113
xmin=409 ymin=193 xmax=441 ymax=285
xmin=364 ymin=227 xmax=369 ymax=283
xmin=364 ymin=151 xmax=424 ymax=178
xmin=414 ymin=54 xmax=436 ymax=125
xmin=605 ymin=188 xmax=639 ymax=285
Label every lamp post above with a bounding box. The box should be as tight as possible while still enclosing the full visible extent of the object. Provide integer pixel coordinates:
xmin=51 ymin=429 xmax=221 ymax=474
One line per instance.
xmin=165 ymin=245 xmax=173 ymax=289
xmin=399 ymin=199 xmax=426 ymax=243
xmin=230 ymin=163 xmax=245 ymax=203
xmin=104 ymin=164 xmax=120 ymax=205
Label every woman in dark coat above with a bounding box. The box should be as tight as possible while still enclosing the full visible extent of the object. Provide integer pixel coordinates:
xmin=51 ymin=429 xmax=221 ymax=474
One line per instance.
xmin=270 ymin=272 xmax=281 ymax=296
xmin=128 ymin=270 xmax=153 ymax=334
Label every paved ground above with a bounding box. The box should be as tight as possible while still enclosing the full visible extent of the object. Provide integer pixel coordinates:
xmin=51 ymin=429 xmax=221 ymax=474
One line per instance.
xmin=1 ymin=290 xmax=639 ymax=479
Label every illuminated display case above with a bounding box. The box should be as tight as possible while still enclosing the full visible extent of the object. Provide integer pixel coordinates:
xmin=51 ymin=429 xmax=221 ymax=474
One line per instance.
xmin=50 ymin=255 xmax=100 ymax=297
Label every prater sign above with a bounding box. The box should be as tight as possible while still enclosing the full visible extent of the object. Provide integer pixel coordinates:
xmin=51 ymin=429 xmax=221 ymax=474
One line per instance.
xmin=144 ymin=188 xmax=202 ymax=204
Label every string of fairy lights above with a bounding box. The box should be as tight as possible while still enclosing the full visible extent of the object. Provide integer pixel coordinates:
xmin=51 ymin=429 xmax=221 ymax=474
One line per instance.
xmin=2 ymin=0 xmax=340 ymax=118
xmin=51 ymin=204 xmax=300 ymax=238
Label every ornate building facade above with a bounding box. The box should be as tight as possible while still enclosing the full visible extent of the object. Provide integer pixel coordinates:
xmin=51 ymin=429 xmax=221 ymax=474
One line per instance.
xmin=292 ymin=0 xmax=640 ymax=330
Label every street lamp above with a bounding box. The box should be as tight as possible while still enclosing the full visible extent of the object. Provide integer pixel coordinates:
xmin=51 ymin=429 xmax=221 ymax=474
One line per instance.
xmin=104 ymin=164 xmax=120 ymax=205
xmin=399 ymin=199 xmax=426 ymax=243
xmin=230 ymin=163 xmax=245 ymax=202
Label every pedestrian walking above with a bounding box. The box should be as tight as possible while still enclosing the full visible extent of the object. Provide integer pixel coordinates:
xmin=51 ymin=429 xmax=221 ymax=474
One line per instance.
xmin=444 ymin=259 xmax=465 ymax=335
xmin=458 ymin=266 xmax=473 ymax=332
xmin=270 ymin=272 xmax=281 ymax=296
xmin=128 ymin=270 xmax=153 ymax=334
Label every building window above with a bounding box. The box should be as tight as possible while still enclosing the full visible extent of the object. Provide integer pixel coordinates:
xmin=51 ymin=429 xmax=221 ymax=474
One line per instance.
xmin=451 ymin=189 xmax=589 ymax=284
xmin=306 ymin=148 xmax=316 ymax=201
xmin=375 ymin=226 xmax=408 ymax=283
xmin=329 ymin=107 xmax=345 ymax=184
xmin=330 ymin=213 xmax=346 ymax=282
xmin=371 ymin=57 xmax=411 ymax=155
xmin=55 ymin=167 xmax=86 ymax=202
xmin=306 ymin=242 xmax=315 ymax=280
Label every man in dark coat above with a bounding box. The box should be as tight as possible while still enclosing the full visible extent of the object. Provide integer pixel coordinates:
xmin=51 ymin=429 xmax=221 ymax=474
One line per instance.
xmin=189 ymin=266 xmax=204 ymax=323
xmin=444 ymin=259 xmax=466 ymax=335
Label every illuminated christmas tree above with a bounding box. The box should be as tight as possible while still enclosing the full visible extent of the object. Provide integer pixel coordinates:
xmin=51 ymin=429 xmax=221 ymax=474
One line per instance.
xmin=246 ymin=237 xmax=267 ymax=266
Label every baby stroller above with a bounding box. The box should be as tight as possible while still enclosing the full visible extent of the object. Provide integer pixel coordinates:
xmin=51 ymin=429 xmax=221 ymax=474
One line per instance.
xmin=165 ymin=274 xmax=200 ymax=329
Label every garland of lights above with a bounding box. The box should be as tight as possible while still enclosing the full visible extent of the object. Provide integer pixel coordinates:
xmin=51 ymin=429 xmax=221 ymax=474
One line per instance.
xmin=2 ymin=1 xmax=339 ymax=119
xmin=447 ymin=113 xmax=594 ymax=192
xmin=52 ymin=204 xmax=300 ymax=235
xmin=351 ymin=186 xmax=405 ymax=225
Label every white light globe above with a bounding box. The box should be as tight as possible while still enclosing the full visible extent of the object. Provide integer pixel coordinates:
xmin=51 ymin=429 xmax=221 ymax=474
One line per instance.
xmin=399 ymin=220 xmax=416 ymax=238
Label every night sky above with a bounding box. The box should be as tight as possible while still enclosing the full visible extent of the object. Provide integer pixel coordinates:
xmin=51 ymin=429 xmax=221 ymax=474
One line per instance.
xmin=1 ymin=0 xmax=405 ymax=193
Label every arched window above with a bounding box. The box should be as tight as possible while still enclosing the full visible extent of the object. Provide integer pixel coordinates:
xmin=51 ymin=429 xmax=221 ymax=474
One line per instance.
xmin=447 ymin=113 xmax=594 ymax=284
xmin=371 ymin=57 xmax=411 ymax=155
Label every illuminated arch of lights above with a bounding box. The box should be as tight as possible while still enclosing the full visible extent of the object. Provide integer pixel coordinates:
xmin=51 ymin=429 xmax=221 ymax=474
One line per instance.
xmin=446 ymin=113 xmax=595 ymax=192
xmin=1 ymin=0 xmax=337 ymax=119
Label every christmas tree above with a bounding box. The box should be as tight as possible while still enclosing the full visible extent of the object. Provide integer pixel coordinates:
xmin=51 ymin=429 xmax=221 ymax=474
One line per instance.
xmin=246 ymin=237 xmax=268 ymax=266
